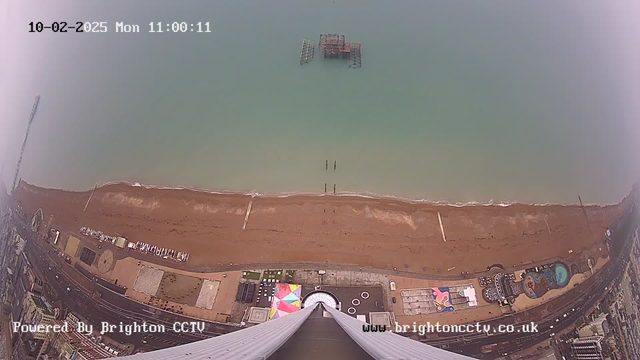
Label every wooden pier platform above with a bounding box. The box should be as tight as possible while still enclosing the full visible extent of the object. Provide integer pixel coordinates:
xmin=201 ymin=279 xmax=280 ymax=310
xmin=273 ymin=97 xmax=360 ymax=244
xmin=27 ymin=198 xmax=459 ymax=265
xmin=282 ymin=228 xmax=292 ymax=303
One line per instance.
xmin=300 ymin=39 xmax=315 ymax=65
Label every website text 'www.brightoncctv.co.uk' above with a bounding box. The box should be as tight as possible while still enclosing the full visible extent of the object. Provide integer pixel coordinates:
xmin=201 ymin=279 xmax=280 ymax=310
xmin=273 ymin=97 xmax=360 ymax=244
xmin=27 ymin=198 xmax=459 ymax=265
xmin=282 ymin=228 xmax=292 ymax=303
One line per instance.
xmin=362 ymin=322 xmax=539 ymax=336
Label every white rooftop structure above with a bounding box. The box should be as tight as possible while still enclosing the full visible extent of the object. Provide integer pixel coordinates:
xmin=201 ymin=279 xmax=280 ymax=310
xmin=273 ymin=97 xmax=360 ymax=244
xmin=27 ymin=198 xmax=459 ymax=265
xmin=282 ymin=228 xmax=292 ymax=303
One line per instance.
xmin=119 ymin=302 xmax=473 ymax=360
xmin=302 ymin=291 xmax=338 ymax=309
xmin=463 ymin=287 xmax=478 ymax=307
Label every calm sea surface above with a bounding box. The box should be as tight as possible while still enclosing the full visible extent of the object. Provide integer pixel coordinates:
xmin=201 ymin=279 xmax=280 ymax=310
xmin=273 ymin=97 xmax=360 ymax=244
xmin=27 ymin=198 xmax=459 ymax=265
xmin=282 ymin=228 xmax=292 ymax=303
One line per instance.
xmin=2 ymin=1 xmax=639 ymax=204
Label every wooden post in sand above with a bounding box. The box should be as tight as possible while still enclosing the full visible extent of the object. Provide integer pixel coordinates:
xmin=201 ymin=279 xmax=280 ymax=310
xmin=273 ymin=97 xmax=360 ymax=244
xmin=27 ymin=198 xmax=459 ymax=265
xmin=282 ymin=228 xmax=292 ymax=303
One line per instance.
xmin=333 ymin=184 xmax=336 ymax=194
xmin=243 ymin=195 xmax=254 ymax=230
xmin=326 ymin=160 xmax=328 ymax=170
xmin=83 ymin=183 xmax=98 ymax=213
xmin=438 ymin=212 xmax=447 ymax=242
xmin=544 ymin=217 xmax=552 ymax=234
xmin=334 ymin=160 xmax=337 ymax=170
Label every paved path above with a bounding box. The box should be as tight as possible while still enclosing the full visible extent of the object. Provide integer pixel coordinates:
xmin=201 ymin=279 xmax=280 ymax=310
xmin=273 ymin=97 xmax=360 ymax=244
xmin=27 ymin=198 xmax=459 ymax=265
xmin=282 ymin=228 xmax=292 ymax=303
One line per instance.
xmin=96 ymin=233 xmax=565 ymax=281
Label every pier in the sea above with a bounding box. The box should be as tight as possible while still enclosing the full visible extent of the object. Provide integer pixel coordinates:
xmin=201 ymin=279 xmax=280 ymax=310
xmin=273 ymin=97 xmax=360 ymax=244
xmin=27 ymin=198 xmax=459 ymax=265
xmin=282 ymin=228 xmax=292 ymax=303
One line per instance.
xmin=318 ymin=33 xmax=362 ymax=68
xmin=348 ymin=42 xmax=362 ymax=68
xmin=299 ymin=39 xmax=315 ymax=65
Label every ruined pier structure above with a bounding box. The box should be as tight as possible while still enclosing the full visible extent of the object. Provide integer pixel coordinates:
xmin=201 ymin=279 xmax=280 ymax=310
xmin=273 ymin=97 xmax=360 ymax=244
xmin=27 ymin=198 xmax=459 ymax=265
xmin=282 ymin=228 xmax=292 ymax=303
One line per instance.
xmin=299 ymin=33 xmax=362 ymax=68
xmin=319 ymin=33 xmax=362 ymax=68
xmin=299 ymin=39 xmax=315 ymax=65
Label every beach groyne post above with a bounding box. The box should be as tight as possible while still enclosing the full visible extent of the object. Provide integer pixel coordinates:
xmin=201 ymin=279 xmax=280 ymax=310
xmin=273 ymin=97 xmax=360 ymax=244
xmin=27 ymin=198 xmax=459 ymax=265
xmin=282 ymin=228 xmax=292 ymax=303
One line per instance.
xmin=243 ymin=195 xmax=254 ymax=230
xmin=334 ymin=160 xmax=336 ymax=170
xmin=438 ymin=212 xmax=447 ymax=242
xmin=325 ymin=183 xmax=327 ymax=193
xmin=326 ymin=160 xmax=328 ymax=170
xmin=83 ymin=183 xmax=98 ymax=213
xmin=334 ymin=184 xmax=336 ymax=194
xmin=544 ymin=217 xmax=552 ymax=234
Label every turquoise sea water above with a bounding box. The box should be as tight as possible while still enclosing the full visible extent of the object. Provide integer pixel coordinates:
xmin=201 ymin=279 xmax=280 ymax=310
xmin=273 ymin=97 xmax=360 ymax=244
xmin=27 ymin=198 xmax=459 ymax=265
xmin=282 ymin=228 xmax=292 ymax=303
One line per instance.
xmin=2 ymin=1 xmax=639 ymax=204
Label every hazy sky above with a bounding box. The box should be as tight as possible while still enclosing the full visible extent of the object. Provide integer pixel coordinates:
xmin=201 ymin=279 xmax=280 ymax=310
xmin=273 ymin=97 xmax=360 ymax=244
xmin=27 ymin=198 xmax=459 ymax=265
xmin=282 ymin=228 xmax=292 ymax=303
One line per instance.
xmin=1 ymin=1 xmax=639 ymax=203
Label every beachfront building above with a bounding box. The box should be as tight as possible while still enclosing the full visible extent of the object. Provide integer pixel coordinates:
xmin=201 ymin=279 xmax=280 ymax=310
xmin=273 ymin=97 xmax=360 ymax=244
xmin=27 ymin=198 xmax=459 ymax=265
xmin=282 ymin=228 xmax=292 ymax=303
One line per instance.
xmin=19 ymin=291 xmax=56 ymax=358
xmin=120 ymin=302 xmax=472 ymax=359
xmin=569 ymin=336 xmax=605 ymax=360
xmin=43 ymin=320 xmax=115 ymax=359
xmin=578 ymin=313 xmax=610 ymax=338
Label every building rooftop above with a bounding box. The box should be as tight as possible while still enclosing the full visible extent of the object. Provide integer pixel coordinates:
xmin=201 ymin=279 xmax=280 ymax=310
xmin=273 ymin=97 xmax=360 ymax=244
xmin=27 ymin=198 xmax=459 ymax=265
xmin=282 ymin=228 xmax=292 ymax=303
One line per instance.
xmin=51 ymin=320 xmax=114 ymax=359
xmin=29 ymin=292 xmax=52 ymax=316
xmin=571 ymin=335 xmax=604 ymax=344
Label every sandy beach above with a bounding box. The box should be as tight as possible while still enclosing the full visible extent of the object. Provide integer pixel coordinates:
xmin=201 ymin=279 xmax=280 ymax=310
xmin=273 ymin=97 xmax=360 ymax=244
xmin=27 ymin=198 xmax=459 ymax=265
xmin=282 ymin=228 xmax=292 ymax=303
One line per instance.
xmin=14 ymin=182 xmax=632 ymax=275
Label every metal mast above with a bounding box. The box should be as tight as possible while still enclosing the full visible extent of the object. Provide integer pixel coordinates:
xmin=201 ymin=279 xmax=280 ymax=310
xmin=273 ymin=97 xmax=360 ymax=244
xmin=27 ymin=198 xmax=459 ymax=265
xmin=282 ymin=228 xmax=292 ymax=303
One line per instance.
xmin=11 ymin=96 xmax=40 ymax=193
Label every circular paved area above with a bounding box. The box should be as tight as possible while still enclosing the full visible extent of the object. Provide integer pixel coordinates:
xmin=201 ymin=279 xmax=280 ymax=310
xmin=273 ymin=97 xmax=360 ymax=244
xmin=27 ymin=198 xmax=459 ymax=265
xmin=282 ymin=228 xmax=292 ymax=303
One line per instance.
xmin=96 ymin=250 xmax=115 ymax=273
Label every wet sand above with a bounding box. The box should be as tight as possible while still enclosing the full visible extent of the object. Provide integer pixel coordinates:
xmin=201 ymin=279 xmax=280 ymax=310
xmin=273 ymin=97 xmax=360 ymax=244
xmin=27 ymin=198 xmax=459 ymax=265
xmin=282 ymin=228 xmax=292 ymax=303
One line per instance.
xmin=14 ymin=182 xmax=632 ymax=275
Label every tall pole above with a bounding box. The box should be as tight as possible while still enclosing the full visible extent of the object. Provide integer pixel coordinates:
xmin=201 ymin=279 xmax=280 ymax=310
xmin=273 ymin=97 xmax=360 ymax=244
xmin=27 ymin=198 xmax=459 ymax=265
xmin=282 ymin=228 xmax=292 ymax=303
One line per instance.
xmin=1 ymin=145 xmax=7 ymax=183
xmin=11 ymin=96 xmax=40 ymax=194
xmin=578 ymin=195 xmax=591 ymax=232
